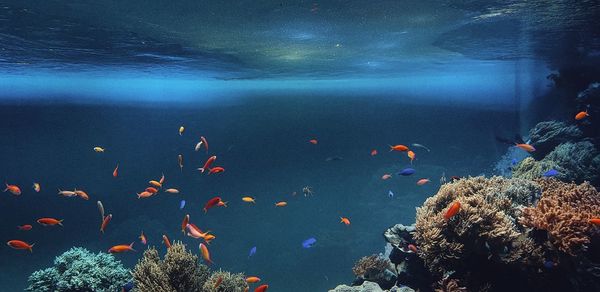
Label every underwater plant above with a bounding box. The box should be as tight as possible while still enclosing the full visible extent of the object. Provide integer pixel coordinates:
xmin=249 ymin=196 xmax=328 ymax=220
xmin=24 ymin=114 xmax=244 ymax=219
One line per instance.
xmin=202 ymin=270 xmax=249 ymax=292
xmin=26 ymin=247 xmax=130 ymax=292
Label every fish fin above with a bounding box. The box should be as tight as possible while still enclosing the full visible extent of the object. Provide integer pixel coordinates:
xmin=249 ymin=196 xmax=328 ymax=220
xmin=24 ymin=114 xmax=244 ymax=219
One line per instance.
xmin=222 ymin=201 xmax=228 ymax=207
xmin=58 ymin=220 xmax=63 ymax=227
xmin=129 ymin=242 xmax=136 ymax=251
xmin=198 ymin=168 xmax=205 ymax=173
xmin=29 ymin=243 xmax=34 ymax=253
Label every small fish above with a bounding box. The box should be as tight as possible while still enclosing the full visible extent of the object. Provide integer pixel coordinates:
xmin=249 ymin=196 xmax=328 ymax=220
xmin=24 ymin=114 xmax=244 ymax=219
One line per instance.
xmin=242 ymin=196 xmax=256 ymax=203
xmin=214 ymin=276 xmax=223 ymax=289
xmin=4 ymin=183 xmax=21 ymax=195
xmin=162 ymin=235 xmax=171 ymax=248
xmin=17 ymin=225 xmax=32 ymax=231
xmin=575 ymin=110 xmax=589 ymax=120
xmin=108 ymin=242 xmax=135 ymax=253
xmin=203 ymin=197 xmax=223 ymax=213
xmin=417 ymin=178 xmax=430 ymax=185
xmin=186 ymin=223 xmax=210 ymax=239
xmin=217 ymin=201 xmax=228 ymax=207
xmin=543 ymin=169 xmax=559 ymax=177
xmin=179 ymin=126 xmax=185 ymax=136
xmin=407 ymin=150 xmax=416 ymax=164
xmin=411 ymin=143 xmax=430 ymax=152
xmin=97 ymin=201 xmax=105 ymax=220
xmin=511 ymin=158 xmax=518 ymax=166
xmin=302 ymin=237 xmax=316 ymax=248
xmin=178 ymin=154 xmax=183 ymax=172
xmin=149 ymin=181 xmax=162 ymax=188
xmin=113 ymin=164 xmax=119 ymax=177
xmin=165 ymin=188 xmax=179 ymax=194
xmin=58 ymin=189 xmax=77 ymax=197
xmin=371 ymin=149 xmax=378 ymax=156
xmin=180 ymin=200 xmax=186 ymax=209
xmin=248 ymin=246 xmax=257 ymax=258
xmin=139 ymin=231 xmax=147 ymax=245
xmin=208 ymin=166 xmax=225 ymax=174
xmin=389 ymin=144 xmax=409 ymax=152
xmin=198 ymin=156 xmax=217 ymax=174
xmin=515 ymin=143 xmax=536 ymax=152
xmin=93 ymin=147 xmax=105 ymax=152
xmin=159 ymin=173 xmax=165 ymax=185
xmin=100 ymin=214 xmax=112 ymax=234
xmin=7 ymin=240 xmax=34 ymax=252
xmin=37 ymin=218 xmax=63 ymax=226
xmin=340 ymin=217 xmax=350 ymax=225
xmin=275 ymin=201 xmax=288 ymax=207
xmin=194 ymin=141 xmax=203 ymax=152
xmin=145 ymin=187 xmax=158 ymax=194
xmin=397 ymin=168 xmax=416 ymax=176
xmin=74 ymin=189 xmax=89 ymax=200
xmin=444 ymin=201 xmax=461 ymax=220
xmin=388 ymin=190 xmax=394 ymax=198
xmin=181 ymin=214 xmax=190 ymax=234
xmin=199 ymin=243 xmax=213 ymax=264
xmin=309 ymin=139 xmax=318 ymax=145
xmin=200 ymin=136 xmax=209 ymax=153
xmin=589 ymin=218 xmax=600 ymax=225
xmin=137 ymin=191 xmax=154 ymax=199
xmin=408 ymin=244 xmax=418 ymax=253
xmin=381 ymin=174 xmax=392 ymax=180
xmin=32 ymin=182 xmax=41 ymax=193
xmin=246 ymin=276 xmax=261 ymax=283
xmin=255 ymin=285 xmax=269 ymax=292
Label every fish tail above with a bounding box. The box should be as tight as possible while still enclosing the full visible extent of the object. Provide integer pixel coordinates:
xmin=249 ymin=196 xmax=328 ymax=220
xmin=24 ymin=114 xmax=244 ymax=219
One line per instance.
xmin=129 ymin=242 xmax=136 ymax=251
xmin=388 ymin=145 xmax=393 ymax=152
xmin=58 ymin=220 xmax=64 ymax=227
xmin=29 ymin=243 xmax=34 ymax=253
xmin=198 ymin=168 xmax=205 ymax=173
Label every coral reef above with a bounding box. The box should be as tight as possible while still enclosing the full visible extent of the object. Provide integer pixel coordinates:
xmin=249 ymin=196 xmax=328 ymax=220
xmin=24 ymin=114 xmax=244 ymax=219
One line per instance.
xmin=511 ymin=157 xmax=556 ymax=180
xmin=26 ymin=247 xmax=130 ymax=292
xmin=353 ymin=255 xmax=392 ymax=280
xmin=132 ymin=241 xmax=209 ymax=292
xmin=433 ymin=274 xmax=467 ymax=292
xmin=528 ymin=121 xmax=582 ymax=159
xmin=329 ymin=281 xmax=385 ymax=292
xmin=202 ymin=270 xmax=248 ymax=292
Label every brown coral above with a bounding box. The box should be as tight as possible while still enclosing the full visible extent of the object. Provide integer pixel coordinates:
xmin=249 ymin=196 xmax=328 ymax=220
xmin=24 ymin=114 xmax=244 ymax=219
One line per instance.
xmin=202 ymin=270 xmax=248 ymax=292
xmin=520 ymin=179 xmax=600 ymax=255
xmin=352 ymin=254 xmax=390 ymax=280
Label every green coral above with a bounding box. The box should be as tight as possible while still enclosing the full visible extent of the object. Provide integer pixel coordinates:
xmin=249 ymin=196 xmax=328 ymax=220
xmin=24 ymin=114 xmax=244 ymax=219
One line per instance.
xmin=26 ymin=247 xmax=130 ymax=292
xmin=202 ymin=270 xmax=249 ymax=292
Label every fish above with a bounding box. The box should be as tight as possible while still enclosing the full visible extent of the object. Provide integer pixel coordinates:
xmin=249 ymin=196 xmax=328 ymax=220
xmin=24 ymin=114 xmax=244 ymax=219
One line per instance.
xmin=208 ymin=166 xmax=225 ymax=174
xmin=407 ymin=150 xmax=416 ymax=164
xmin=515 ymin=143 xmax=536 ymax=152
xmin=203 ymin=197 xmax=223 ymax=213
xmin=180 ymin=200 xmax=186 ymax=209
xmin=159 ymin=173 xmax=165 ymax=185
xmin=93 ymin=146 xmax=105 ymax=152
xmin=137 ymin=191 xmax=154 ymax=199
xmin=511 ymin=158 xmax=518 ymax=166
xmin=543 ymin=169 xmax=559 ymax=177
xmin=58 ymin=189 xmax=77 ymax=197
xmin=178 ymin=154 xmax=183 ymax=172
xmin=145 ymin=187 xmax=158 ymax=194
xmin=32 ymin=182 xmax=41 ymax=192
xmin=255 ymin=285 xmax=269 ymax=292
xmin=97 ymin=201 xmax=105 ymax=220
xmin=113 ymin=164 xmax=119 ymax=177
xmin=340 ymin=217 xmax=350 ymax=225
xmin=309 ymin=139 xmax=318 ymax=145
xmin=37 ymin=218 xmax=63 ymax=226
xmin=411 ymin=143 xmax=431 ymax=152
xmin=242 ymin=196 xmax=256 ymax=203
xmin=397 ymin=168 xmax=415 ymax=176
xmin=214 ymin=276 xmax=223 ymax=288
xmin=389 ymin=144 xmax=409 ymax=152
xmin=162 ymin=235 xmax=171 ymax=248
xmin=246 ymin=276 xmax=261 ymax=283
xmin=7 ymin=240 xmax=34 ymax=252
xmin=198 ymin=156 xmax=217 ymax=174
xmin=17 ymin=225 xmax=32 ymax=231
xmin=408 ymin=244 xmax=418 ymax=253
xmin=149 ymin=180 xmax=162 ymax=188
xmin=165 ymin=188 xmax=179 ymax=194
xmin=275 ymin=201 xmax=288 ymax=207
xmin=302 ymin=237 xmax=317 ymax=248
xmin=388 ymin=190 xmax=394 ymax=198
xmin=200 ymin=136 xmax=209 ymax=153
xmin=199 ymin=243 xmax=213 ymax=264
xmin=181 ymin=214 xmax=190 ymax=234
xmin=444 ymin=201 xmax=461 ymax=220
xmin=108 ymin=242 xmax=135 ymax=253
xmin=325 ymin=156 xmax=343 ymax=162
xmin=179 ymin=126 xmax=185 ymax=136
xmin=194 ymin=141 xmax=203 ymax=152
xmin=139 ymin=231 xmax=147 ymax=245
xmin=186 ymin=223 xmax=210 ymax=239
xmin=4 ymin=183 xmax=21 ymax=195
xmin=381 ymin=174 xmax=392 ymax=180
xmin=74 ymin=189 xmax=89 ymax=200
xmin=248 ymin=246 xmax=257 ymax=258
xmin=217 ymin=201 xmax=228 ymax=207
xmin=100 ymin=214 xmax=112 ymax=234
xmin=589 ymin=218 xmax=600 ymax=225
xmin=575 ymin=110 xmax=589 ymax=120
xmin=371 ymin=149 xmax=378 ymax=156
xmin=417 ymin=178 xmax=430 ymax=185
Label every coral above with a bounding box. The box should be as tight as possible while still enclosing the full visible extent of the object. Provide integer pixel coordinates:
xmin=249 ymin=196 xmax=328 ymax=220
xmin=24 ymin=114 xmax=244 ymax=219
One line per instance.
xmin=383 ymin=224 xmax=415 ymax=249
xmin=511 ymin=157 xmax=556 ymax=180
xmin=520 ymin=179 xmax=600 ymax=255
xmin=528 ymin=120 xmax=582 ymax=159
xmin=493 ymin=146 xmax=530 ymax=177
xmin=328 ymin=281 xmax=387 ymax=292
xmin=202 ymin=270 xmax=248 ymax=292
xmin=26 ymin=247 xmax=130 ymax=292
xmin=433 ymin=274 xmax=467 ymax=292
xmin=132 ymin=241 xmax=209 ymax=292
xmin=352 ymin=255 xmax=391 ymax=280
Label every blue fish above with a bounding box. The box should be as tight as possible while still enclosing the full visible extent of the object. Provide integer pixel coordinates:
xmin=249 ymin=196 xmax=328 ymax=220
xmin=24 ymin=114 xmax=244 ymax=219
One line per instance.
xmin=511 ymin=158 xmax=518 ymax=166
xmin=302 ymin=237 xmax=317 ymax=248
xmin=543 ymin=169 xmax=559 ymax=177
xmin=122 ymin=281 xmax=134 ymax=292
xmin=388 ymin=190 xmax=394 ymax=198
xmin=248 ymin=246 xmax=256 ymax=258
xmin=179 ymin=200 xmax=186 ymax=210
xmin=397 ymin=168 xmax=415 ymax=176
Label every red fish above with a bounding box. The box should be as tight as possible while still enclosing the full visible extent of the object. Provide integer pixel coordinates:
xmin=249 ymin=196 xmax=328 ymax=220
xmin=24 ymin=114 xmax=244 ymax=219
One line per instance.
xmin=199 ymin=243 xmax=213 ymax=264
xmin=37 ymin=218 xmax=63 ymax=226
xmin=408 ymin=244 xmax=418 ymax=253
xmin=204 ymin=197 xmax=223 ymax=213
xmin=389 ymin=144 xmax=409 ymax=152
xmin=113 ymin=164 xmax=119 ymax=177
xmin=199 ymin=156 xmax=217 ymax=174
xmin=181 ymin=214 xmax=190 ymax=234
xmin=4 ymin=183 xmax=21 ymax=195
xmin=589 ymin=218 xmax=600 ymax=225
xmin=108 ymin=242 xmax=135 ymax=253
xmin=371 ymin=149 xmax=378 ymax=156
xmin=17 ymin=225 xmax=32 ymax=231
xmin=255 ymin=284 xmax=269 ymax=292
xmin=137 ymin=191 xmax=154 ymax=199
xmin=208 ymin=167 xmax=225 ymax=175
xmin=145 ymin=187 xmax=158 ymax=194
xmin=200 ymin=136 xmax=209 ymax=153
xmin=515 ymin=143 xmax=536 ymax=152
xmin=575 ymin=110 xmax=589 ymax=120
xmin=7 ymin=240 xmax=34 ymax=252
xmin=416 ymin=178 xmax=430 ymax=186
xmin=309 ymin=139 xmax=318 ymax=145
xmin=162 ymin=235 xmax=171 ymax=248
xmin=100 ymin=214 xmax=112 ymax=234
xmin=444 ymin=201 xmax=461 ymax=220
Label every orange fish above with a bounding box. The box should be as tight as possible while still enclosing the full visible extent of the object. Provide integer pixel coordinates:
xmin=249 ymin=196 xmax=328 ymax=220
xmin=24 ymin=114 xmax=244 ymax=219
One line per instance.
xmin=108 ymin=242 xmax=135 ymax=253
xmin=444 ymin=201 xmax=461 ymax=220
xmin=113 ymin=164 xmax=119 ymax=177
xmin=149 ymin=180 xmax=162 ymax=188
xmin=255 ymin=284 xmax=269 ymax=292
xmin=17 ymin=225 xmax=32 ymax=231
xmin=407 ymin=150 xmax=415 ymax=163
xmin=199 ymin=156 xmax=217 ymax=174
xmin=203 ymin=234 xmax=216 ymax=244
xmin=100 ymin=214 xmax=112 ymax=234
xmin=4 ymin=183 xmax=21 ymax=195
xmin=37 ymin=218 xmax=63 ymax=226
xmin=515 ymin=143 xmax=536 ymax=152
xmin=181 ymin=214 xmax=190 ymax=234
xmin=199 ymin=243 xmax=213 ymax=264
xmin=371 ymin=149 xmax=378 ymax=156
xmin=164 ymin=188 xmax=179 ymax=194
xmin=74 ymin=189 xmax=89 ymax=200
xmin=137 ymin=191 xmax=154 ymax=199
xmin=145 ymin=187 xmax=158 ymax=194
xmin=214 ymin=276 xmax=223 ymax=288
xmin=139 ymin=231 xmax=147 ymax=245
xmin=340 ymin=217 xmax=350 ymax=225
xmin=275 ymin=201 xmax=287 ymax=207
xmin=246 ymin=276 xmax=261 ymax=283
xmin=7 ymin=240 xmax=34 ymax=252
xmin=200 ymin=136 xmax=209 ymax=153
xmin=589 ymin=218 xmax=600 ymax=225
xmin=575 ymin=110 xmax=589 ymax=120
xmin=416 ymin=178 xmax=430 ymax=185
xmin=389 ymin=144 xmax=409 ymax=152
xmin=208 ymin=166 xmax=225 ymax=175
xmin=309 ymin=139 xmax=318 ymax=145
xmin=159 ymin=173 xmax=165 ymax=185
xmin=163 ymin=235 xmax=171 ymax=248
xmin=408 ymin=244 xmax=418 ymax=253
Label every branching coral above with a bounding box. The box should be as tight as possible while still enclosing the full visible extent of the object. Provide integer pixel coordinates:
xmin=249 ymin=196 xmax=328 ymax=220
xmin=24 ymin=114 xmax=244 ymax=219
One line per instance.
xmin=512 ymin=157 xmax=556 ymax=180
xmin=520 ymin=179 xmax=600 ymax=255
xmin=132 ymin=241 xmax=209 ymax=292
xmin=202 ymin=270 xmax=248 ymax=292
xmin=26 ymin=247 xmax=130 ymax=292
xmin=528 ymin=120 xmax=582 ymax=159
xmin=352 ymin=254 xmax=391 ymax=280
